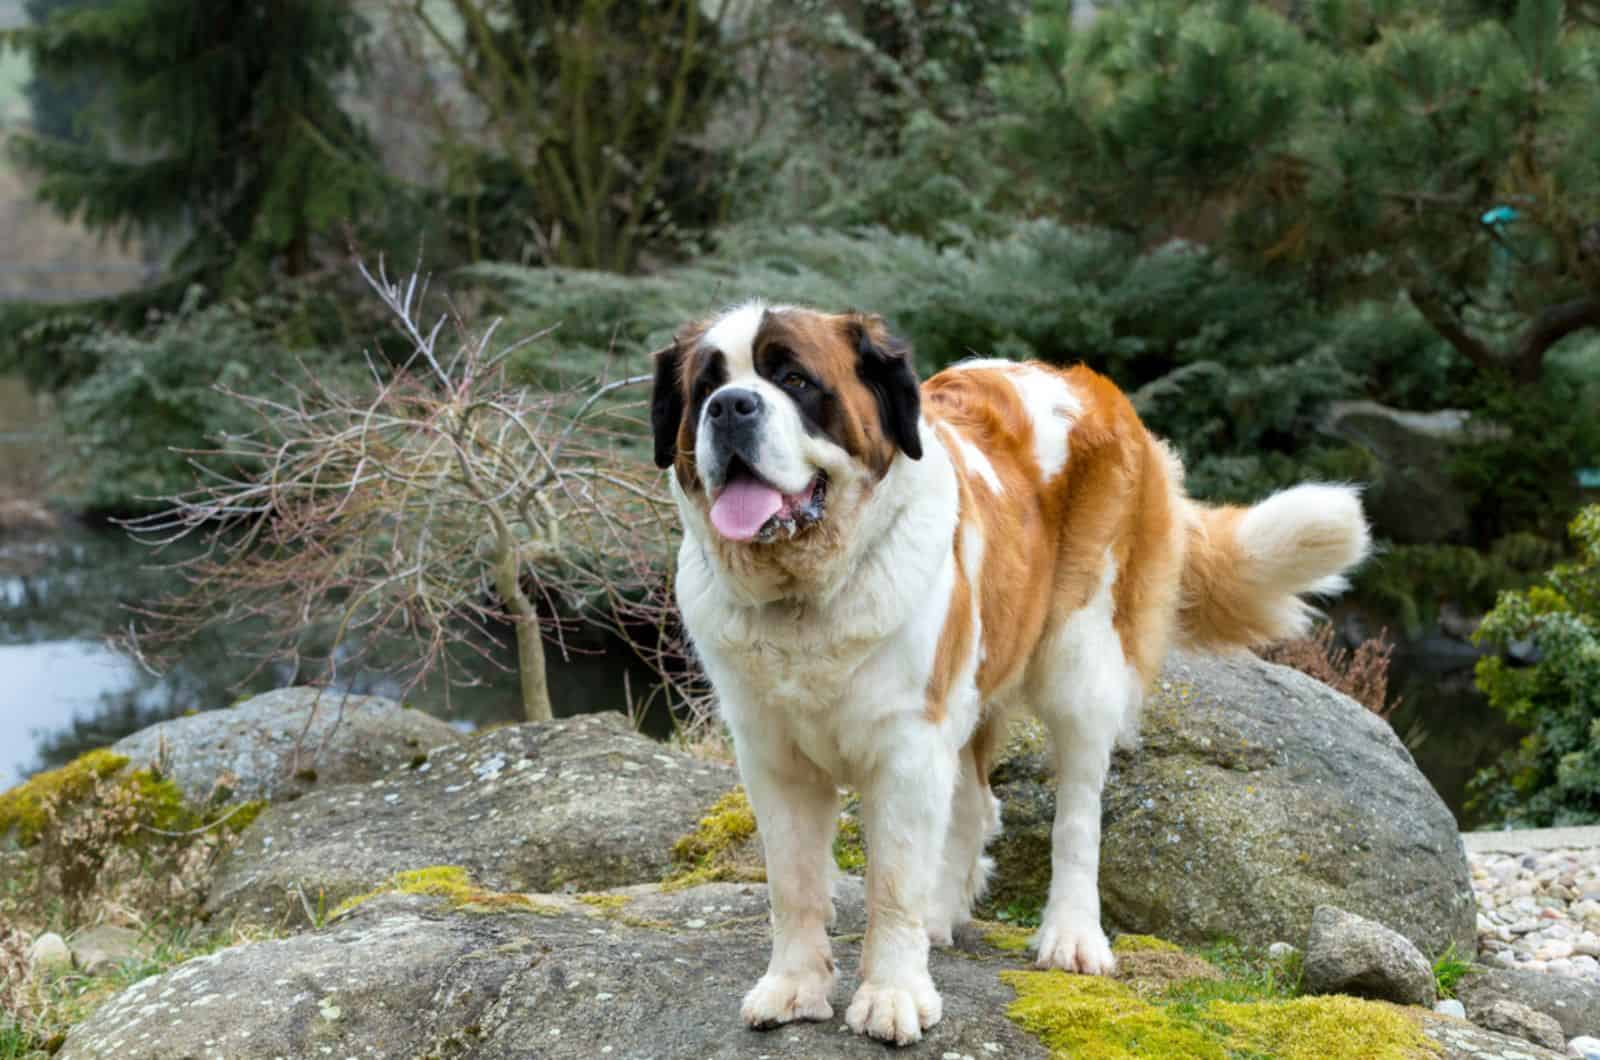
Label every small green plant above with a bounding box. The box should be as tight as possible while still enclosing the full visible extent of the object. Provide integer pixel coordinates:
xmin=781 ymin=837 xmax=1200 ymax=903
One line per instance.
xmin=1469 ymin=505 xmax=1600 ymax=826
xmin=1432 ymin=943 xmax=1472 ymax=999
xmin=992 ymin=897 xmax=1045 ymax=929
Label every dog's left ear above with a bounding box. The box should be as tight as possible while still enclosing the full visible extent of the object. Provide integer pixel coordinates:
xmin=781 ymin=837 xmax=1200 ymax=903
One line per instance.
xmin=849 ymin=314 xmax=922 ymax=461
xmin=649 ymin=340 xmax=685 ymax=470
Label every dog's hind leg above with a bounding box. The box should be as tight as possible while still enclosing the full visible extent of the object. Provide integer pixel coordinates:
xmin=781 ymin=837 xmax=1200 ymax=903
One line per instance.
xmin=927 ymin=738 xmax=1001 ymax=947
xmin=1027 ymin=561 xmax=1139 ymax=976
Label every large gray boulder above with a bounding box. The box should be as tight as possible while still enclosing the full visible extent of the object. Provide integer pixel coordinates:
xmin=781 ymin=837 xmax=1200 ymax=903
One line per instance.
xmin=205 ymin=712 xmax=738 ymax=926
xmin=60 ymin=888 xmax=1046 ymax=1060
xmin=986 ymin=650 xmax=1475 ymax=957
xmin=111 ymin=687 xmax=462 ymax=805
xmin=55 ymin=885 xmax=1557 ymax=1060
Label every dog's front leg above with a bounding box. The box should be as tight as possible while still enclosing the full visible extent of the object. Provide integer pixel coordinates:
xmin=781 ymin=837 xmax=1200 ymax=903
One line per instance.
xmin=846 ymin=725 xmax=955 ymax=1046
xmin=736 ymin=734 xmax=841 ymax=1030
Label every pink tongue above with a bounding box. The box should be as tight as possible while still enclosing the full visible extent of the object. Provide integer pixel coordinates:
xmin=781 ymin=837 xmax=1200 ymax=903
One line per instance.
xmin=710 ymin=477 xmax=784 ymax=542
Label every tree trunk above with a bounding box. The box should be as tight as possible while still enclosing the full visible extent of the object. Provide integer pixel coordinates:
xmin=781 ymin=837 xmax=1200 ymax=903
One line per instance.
xmin=513 ymin=613 xmax=553 ymax=723
xmin=493 ymin=540 xmax=552 ymax=722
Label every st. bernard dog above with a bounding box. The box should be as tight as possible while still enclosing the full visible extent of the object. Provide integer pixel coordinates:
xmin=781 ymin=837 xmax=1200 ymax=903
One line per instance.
xmin=650 ymin=303 xmax=1370 ymax=1046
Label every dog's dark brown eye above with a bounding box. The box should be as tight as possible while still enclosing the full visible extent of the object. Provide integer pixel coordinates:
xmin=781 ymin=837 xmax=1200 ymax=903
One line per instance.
xmin=781 ymin=372 xmax=810 ymax=391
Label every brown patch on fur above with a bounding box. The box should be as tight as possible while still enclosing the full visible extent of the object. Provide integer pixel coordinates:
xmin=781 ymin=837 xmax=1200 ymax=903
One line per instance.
xmin=925 ymin=363 xmax=1190 ymax=708
xmin=1176 ymin=504 xmax=1288 ymax=649
xmin=754 ymin=310 xmax=903 ymax=476
xmin=923 ymin=369 xmax=1060 ymax=698
xmin=668 ymin=317 xmax=712 ymax=494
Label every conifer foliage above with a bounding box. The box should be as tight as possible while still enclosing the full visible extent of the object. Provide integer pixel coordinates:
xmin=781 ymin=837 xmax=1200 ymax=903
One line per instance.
xmin=4 ymin=0 xmax=381 ymax=290
xmin=1002 ymin=0 xmax=1600 ymax=384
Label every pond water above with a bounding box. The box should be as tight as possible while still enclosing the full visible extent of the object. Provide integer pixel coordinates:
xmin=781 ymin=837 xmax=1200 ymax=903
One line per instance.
xmin=0 ymin=524 xmax=665 ymax=789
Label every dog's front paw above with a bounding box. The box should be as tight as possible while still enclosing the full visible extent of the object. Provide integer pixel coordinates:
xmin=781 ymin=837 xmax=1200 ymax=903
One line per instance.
xmin=1034 ymin=915 xmax=1116 ymax=975
xmin=844 ymin=976 xmax=942 ymax=1046
xmin=741 ymin=970 xmax=835 ymax=1029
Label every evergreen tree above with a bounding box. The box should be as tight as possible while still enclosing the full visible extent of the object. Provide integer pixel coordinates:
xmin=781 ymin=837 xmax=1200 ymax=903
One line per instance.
xmin=1001 ymin=0 xmax=1600 ymax=385
xmin=3 ymin=0 xmax=382 ymax=291
xmin=21 ymin=0 xmax=104 ymax=143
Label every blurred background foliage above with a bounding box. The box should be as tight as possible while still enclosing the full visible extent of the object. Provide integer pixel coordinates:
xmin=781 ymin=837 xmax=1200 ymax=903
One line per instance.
xmin=2 ymin=0 xmax=1599 ymax=818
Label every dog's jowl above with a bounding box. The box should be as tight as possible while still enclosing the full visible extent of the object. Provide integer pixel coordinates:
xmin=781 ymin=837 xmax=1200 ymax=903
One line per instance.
xmin=650 ymin=303 xmax=1370 ymax=1046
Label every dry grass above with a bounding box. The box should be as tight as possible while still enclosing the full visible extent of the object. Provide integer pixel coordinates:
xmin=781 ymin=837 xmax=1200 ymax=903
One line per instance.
xmin=1259 ymin=623 xmax=1401 ymax=718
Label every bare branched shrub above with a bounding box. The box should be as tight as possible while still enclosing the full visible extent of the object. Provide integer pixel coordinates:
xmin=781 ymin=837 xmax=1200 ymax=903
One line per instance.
xmin=1259 ymin=624 xmax=1401 ymax=719
xmin=124 ymin=260 xmax=683 ymax=723
xmin=0 ymin=922 xmax=33 ymax=1030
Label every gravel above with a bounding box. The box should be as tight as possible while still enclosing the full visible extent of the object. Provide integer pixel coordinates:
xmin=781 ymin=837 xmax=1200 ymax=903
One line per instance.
xmin=1472 ymin=848 xmax=1600 ymax=980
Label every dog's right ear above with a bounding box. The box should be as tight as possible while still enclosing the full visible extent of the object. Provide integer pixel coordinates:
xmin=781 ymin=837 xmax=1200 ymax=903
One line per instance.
xmin=649 ymin=341 xmax=685 ymax=470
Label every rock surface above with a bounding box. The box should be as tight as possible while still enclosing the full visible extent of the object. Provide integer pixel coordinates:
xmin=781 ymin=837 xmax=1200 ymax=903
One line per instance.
xmin=26 ymin=931 xmax=70 ymax=974
xmin=1302 ymin=906 xmax=1438 ymax=1007
xmin=1424 ymin=1015 xmax=1567 ymax=1059
xmin=206 ymin=712 xmax=737 ymax=925
xmin=59 ymin=889 xmax=1045 ymax=1060
xmin=111 ymin=687 xmax=462 ymax=805
xmin=1457 ymin=964 xmax=1600 ymax=1038
xmin=1473 ymin=998 xmax=1567 ymax=1051
xmin=988 ymin=650 xmax=1475 ymax=956
xmin=1322 ymin=399 xmax=1484 ymax=543
xmin=68 ymin=925 xmax=148 ymax=975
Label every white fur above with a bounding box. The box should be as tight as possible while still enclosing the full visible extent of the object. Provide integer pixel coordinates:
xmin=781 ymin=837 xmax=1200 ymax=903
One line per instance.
xmin=1232 ymin=483 xmax=1373 ymax=637
xmin=702 ymin=302 xmax=764 ymax=374
xmin=1006 ymin=365 xmax=1082 ymax=481
xmin=1024 ymin=555 xmax=1135 ymax=976
xmin=949 ymin=357 xmax=1018 ymax=373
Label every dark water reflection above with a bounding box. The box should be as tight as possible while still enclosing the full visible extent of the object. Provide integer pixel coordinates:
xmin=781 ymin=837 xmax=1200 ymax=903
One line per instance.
xmin=0 ymin=525 xmax=663 ymax=788
xmin=1385 ymin=637 xmax=1525 ymax=830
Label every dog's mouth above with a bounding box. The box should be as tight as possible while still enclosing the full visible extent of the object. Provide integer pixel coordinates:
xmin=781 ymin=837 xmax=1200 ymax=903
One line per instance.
xmin=708 ymin=457 xmax=829 ymax=544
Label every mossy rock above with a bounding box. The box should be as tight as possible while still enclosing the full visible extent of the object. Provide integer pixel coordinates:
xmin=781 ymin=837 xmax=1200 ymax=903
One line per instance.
xmin=206 ymin=714 xmax=740 ymax=928
xmin=0 ymin=750 xmax=129 ymax=845
xmin=0 ymin=749 xmax=266 ymax=850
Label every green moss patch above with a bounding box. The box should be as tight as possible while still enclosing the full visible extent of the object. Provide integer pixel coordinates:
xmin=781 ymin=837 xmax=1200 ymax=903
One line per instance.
xmin=980 ymin=921 xmax=1034 ymax=953
xmin=832 ymin=810 xmax=865 ymax=873
xmin=575 ymin=893 xmax=631 ymax=912
xmin=1113 ymin=934 xmax=1183 ymax=956
xmin=663 ymin=788 xmax=764 ymax=891
xmin=0 ymin=750 xmax=267 ymax=851
xmin=0 ymin=751 xmax=130 ymax=845
xmin=1003 ymin=970 xmax=1439 ymax=1059
xmin=331 ymin=866 xmax=554 ymax=919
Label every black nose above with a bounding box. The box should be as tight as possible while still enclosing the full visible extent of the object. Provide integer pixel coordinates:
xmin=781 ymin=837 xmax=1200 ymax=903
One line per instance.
xmin=707 ymin=388 xmax=762 ymax=424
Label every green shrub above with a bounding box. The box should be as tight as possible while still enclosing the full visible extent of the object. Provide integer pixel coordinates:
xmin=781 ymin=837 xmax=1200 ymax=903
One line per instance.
xmin=471 ymin=220 xmax=1377 ymax=503
xmin=1468 ymin=506 xmax=1600 ymax=826
xmin=54 ymin=292 xmax=362 ymax=513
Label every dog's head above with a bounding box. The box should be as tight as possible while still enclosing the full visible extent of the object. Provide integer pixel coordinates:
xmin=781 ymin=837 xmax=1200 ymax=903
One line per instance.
xmin=651 ymin=303 xmax=922 ymax=547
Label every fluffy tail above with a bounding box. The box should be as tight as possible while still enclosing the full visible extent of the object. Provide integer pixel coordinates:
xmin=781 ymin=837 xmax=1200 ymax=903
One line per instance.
xmin=1177 ymin=483 xmax=1372 ymax=650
